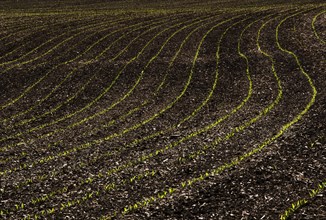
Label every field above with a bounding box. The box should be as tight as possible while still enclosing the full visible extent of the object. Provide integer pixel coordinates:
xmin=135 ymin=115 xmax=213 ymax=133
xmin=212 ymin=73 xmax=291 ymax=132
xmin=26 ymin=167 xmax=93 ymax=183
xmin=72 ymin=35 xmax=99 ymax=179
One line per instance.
xmin=0 ymin=0 xmax=325 ymax=219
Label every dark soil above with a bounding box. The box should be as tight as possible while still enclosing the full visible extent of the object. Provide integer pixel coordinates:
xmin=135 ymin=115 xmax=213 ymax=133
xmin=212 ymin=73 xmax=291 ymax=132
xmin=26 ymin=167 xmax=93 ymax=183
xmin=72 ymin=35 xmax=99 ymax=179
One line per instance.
xmin=0 ymin=1 xmax=325 ymax=220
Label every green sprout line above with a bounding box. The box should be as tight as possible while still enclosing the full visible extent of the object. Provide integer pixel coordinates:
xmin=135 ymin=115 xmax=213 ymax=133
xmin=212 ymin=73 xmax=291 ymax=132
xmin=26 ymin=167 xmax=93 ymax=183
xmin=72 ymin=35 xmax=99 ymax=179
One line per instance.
xmin=311 ymin=10 xmax=325 ymax=44
xmin=0 ymin=17 xmax=126 ymax=110
xmin=180 ymin=9 xmax=288 ymax=163
xmin=0 ymin=13 xmax=244 ymax=217
xmin=0 ymin=17 xmax=122 ymax=71
xmin=100 ymin=7 xmax=318 ymax=218
xmin=280 ymin=179 xmax=326 ymax=220
xmin=0 ymin=15 xmax=107 ymax=61
xmin=0 ymin=15 xmax=166 ymax=121
xmin=0 ymin=14 xmax=219 ymax=175
xmin=1 ymin=13 xmax=225 ymax=192
xmin=0 ymin=14 xmax=184 ymax=148
xmin=0 ymin=14 xmax=221 ymax=216
xmin=6 ymin=16 xmax=173 ymax=128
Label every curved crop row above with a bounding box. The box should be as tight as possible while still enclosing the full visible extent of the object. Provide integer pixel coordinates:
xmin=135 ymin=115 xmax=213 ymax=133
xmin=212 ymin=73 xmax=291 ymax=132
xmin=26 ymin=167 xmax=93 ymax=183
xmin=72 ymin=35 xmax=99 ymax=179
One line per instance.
xmin=0 ymin=2 xmax=324 ymax=219
xmin=280 ymin=178 xmax=326 ymax=220
xmin=0 ymin=11 xmax=244 ymax=218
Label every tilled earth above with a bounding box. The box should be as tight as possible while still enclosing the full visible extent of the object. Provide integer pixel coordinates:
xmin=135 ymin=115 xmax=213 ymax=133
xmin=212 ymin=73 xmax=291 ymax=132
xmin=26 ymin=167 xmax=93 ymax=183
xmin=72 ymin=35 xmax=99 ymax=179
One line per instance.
xmin=0 ymin=1 xmax=325 ymax=219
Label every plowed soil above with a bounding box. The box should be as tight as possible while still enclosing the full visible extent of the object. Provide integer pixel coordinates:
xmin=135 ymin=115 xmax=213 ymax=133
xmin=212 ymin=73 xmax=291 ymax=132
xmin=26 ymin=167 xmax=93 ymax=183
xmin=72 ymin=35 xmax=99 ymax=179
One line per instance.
xmin=0 ymin=1 xmax=325 ymax=219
